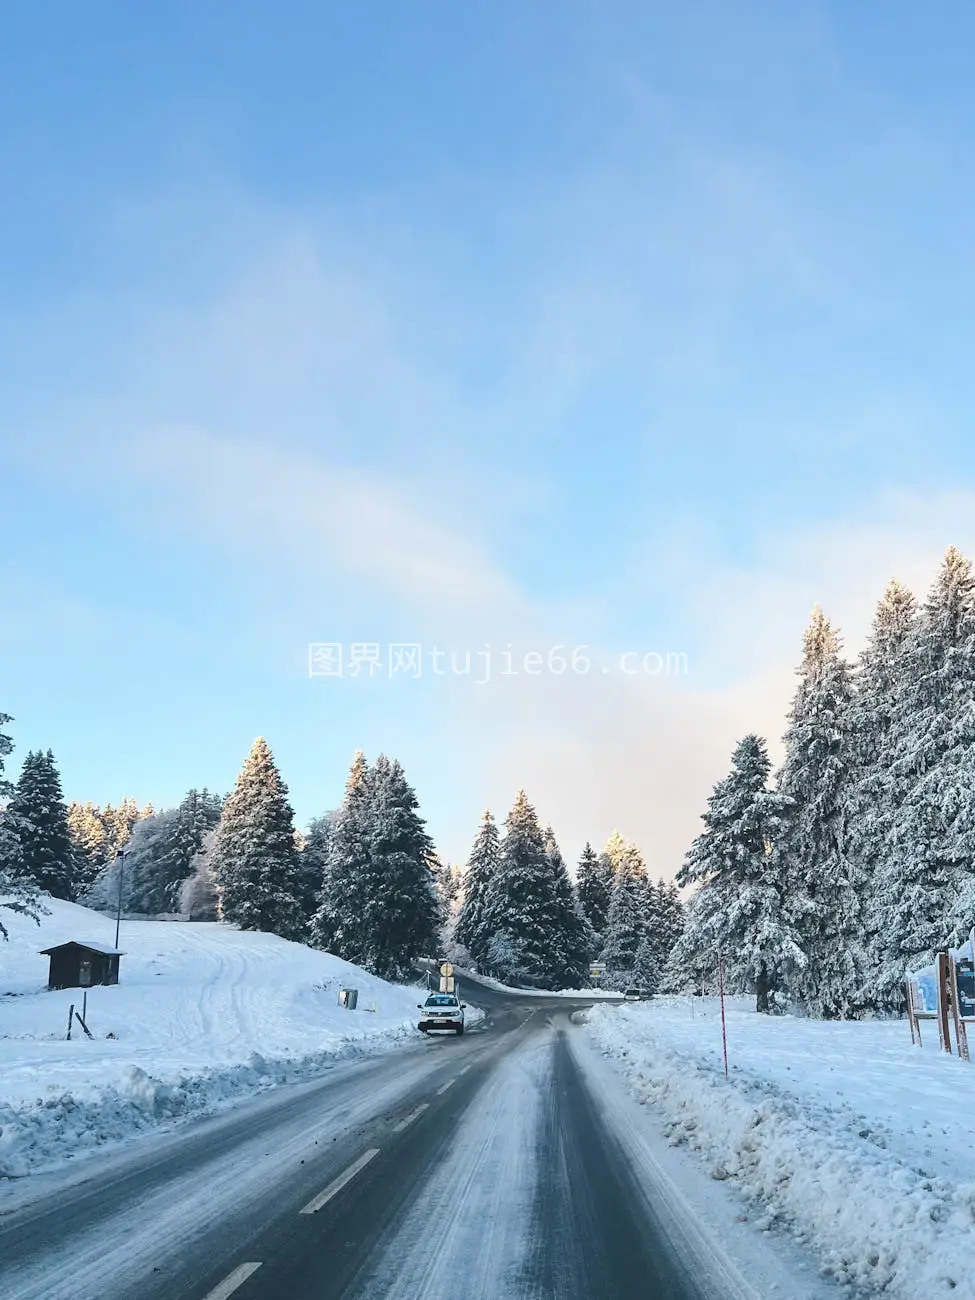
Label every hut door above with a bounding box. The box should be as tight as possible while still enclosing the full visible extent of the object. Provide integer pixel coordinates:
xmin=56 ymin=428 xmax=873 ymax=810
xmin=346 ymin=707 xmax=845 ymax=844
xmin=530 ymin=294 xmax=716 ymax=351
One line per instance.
xmin=79 ymin=959 xmax=92 ymax=986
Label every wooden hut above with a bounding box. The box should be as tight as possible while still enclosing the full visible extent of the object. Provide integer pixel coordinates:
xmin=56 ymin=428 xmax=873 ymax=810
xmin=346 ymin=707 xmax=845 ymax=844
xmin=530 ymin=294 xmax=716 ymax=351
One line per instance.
xmin=40 ymin=940 xmax=124 ymax=991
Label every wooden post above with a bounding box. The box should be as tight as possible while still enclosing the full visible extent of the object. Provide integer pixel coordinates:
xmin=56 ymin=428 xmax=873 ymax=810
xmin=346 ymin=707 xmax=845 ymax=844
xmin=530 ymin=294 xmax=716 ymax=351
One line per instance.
xmin=66 ymin=1002 xmax=74 ymax=1041
xmin=717 ymin=953 xmax=729 ymax=1078
xmin=905 ymin=980 xmax=918 ymax=1046
xmin=74 ymin=1010 xmax=94 ymax=1040
xmin=947 ymin=956 xmax=970 ymax=1062
xmin=936 ymin=951 xmax=952 ymax=1053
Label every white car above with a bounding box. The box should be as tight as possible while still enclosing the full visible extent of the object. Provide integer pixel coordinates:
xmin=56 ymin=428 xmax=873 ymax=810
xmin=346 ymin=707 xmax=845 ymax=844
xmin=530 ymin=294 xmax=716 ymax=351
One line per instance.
xmin=417 ymin=991 xmax=466 ymax=1035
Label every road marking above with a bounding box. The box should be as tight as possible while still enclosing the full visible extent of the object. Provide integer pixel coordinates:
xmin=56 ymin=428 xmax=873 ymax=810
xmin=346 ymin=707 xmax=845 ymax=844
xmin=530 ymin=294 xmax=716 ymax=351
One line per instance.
xmin=300 ymin=1149 xmax=380 ymax=1214
xmin=457 ymin=1064 xmax=470 ymax=1075
xmin=202 ymin=1262 xmax=262 ymax=1300
xmin=436 ymin=1077 xmax=455 ymax=1095
xmin=393 ymin=1103 xmax=429 ymax=1133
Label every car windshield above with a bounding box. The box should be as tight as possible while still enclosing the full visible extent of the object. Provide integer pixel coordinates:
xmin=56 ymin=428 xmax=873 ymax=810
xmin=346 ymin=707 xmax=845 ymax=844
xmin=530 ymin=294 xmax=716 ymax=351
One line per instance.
xmin=425 ymin=994 xmax=458 ymax=1006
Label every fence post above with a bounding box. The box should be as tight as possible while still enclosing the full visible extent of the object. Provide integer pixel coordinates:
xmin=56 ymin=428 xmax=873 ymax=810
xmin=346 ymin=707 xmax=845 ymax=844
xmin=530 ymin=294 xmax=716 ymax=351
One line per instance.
xmin=66 ymin=1003 xmax=74 ymax=1041
xmin=717 ymin=953 xmax=729 ymax=1078
xmin=947 ymin=955 xmax=970 ymax=1062
xmin=936 ymin=951 xmax=952 ymax=1053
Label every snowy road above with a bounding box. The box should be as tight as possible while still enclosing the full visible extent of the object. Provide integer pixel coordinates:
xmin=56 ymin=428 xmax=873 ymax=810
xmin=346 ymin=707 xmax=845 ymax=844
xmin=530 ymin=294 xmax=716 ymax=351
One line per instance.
xmin=0 ymin=978 xmax=841 ymax=1300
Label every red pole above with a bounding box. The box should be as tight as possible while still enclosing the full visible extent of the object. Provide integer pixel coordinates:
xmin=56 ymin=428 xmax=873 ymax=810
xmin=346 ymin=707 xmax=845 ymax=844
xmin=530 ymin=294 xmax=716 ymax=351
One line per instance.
xmin=717 ymin=953 xmax=729 ymax=1078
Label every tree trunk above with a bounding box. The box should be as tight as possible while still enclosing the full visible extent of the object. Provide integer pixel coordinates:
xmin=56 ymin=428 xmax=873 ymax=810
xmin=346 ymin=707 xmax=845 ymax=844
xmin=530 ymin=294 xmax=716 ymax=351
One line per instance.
xmin=755 ymin=962 xmax=770 ymax=1014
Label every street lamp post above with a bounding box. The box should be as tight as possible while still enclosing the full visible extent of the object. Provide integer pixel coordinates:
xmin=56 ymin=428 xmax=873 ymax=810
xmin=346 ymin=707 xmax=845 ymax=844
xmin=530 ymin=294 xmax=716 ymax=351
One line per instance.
xmin=114 ymin=849 xmax=126 ymax=949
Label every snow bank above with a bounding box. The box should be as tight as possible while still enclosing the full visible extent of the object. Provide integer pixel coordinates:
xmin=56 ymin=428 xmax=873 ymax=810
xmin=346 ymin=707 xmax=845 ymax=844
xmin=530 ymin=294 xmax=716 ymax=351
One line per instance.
xmin=445 ymin=965 xmax=622 ymax=999
xmin=583 ymin=997 xmax=975 ymax=1299
xmin=0 ymin=899 xmax=431 ymax=1178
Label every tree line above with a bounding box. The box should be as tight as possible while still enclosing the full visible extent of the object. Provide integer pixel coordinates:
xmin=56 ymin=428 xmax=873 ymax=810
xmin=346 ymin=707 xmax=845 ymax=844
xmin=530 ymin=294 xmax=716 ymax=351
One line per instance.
xmin=0 ymin=719 xmax=683 ymax=991
xmin=670 ymin=546 xmax=975 ymax=1017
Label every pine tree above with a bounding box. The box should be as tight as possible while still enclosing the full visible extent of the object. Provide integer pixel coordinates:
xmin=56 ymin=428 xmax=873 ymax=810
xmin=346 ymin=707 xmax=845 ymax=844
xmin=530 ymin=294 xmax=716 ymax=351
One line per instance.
xmin=601 ymin=829 xmax=629 ymax=876
xmin=844 ymin=580 xmax=918 ymax=1001
xmin=599 ymin=841 xmax=648 ymax=989
xmin=541 ymin=827 xmax=595 ymax=988
xmin=210 ymin=738 xmax=305 ymax=940
xmin=878 ymin=549 xmax=975 ymax=989
xmin=658 ymin=879 xmax=685 ymax=967
xmin=480 ymin=791 xmax=559 ymax=987
xmin=68 ymin=801 xmax=110 ymax=895
xmin=180 ymin=829 xmax=220 ymax=920
xmin=669 ymin=735 xmax=802 ymax=1011
xmin=117 ymin=789 xmax=223 ymax=915
xmin=299 ymin=811 xmax=335 ymax=928
xmin=454 ymin=810 xmax=501 ymax=968
xmin=632 ymin=932 xmax=661 ymax=993
xmin=776 ymin=609 xmax=862 ymax=1018
xmin=358 ymin=756 xmax=441 ymax=980
xmin=0 ymin=714 xmax=45 ymax=940
xmin=575 ymin=842 xmax=613 ymax=951
xmin=8 ymin=750 xmax=78 ymax=900
xmin=310 ymin=751 xmax=372 ymax=955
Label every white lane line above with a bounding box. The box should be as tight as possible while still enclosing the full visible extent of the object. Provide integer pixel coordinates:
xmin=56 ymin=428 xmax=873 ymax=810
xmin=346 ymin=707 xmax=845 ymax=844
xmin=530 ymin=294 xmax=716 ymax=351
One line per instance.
xmin=202 ymin=1262 xmax=262 ymax=1300
xmin=300 ymin=1148 xmax=380 ymax=1214
xmin=457 ymin=1064 xmax=471 ymax=1075
xmin=393 ymin=1103 xmax=429 ymax=1133
xmin=436 ymin=1077 xmax=455 ymax=1095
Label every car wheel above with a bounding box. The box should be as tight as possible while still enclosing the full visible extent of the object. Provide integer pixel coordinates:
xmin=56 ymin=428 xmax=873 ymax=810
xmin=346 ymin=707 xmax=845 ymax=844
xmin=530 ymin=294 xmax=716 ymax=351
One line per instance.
xmin=455 ymin=1025 xmax=464 ymax=1036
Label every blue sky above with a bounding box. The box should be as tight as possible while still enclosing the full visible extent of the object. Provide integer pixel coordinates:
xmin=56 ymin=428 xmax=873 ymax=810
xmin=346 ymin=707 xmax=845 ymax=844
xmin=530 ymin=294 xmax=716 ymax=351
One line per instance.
xmin=4 ymin=1 xmax=975 ymax=871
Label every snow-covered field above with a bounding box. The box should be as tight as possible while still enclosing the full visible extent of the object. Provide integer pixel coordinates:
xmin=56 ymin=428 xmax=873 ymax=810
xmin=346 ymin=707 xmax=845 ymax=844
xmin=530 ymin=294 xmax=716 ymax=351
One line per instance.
xmin=0 ymin=900 xmax=445 ymax=1178
xmin=583 ymin=996 xmax=975 ymax=1300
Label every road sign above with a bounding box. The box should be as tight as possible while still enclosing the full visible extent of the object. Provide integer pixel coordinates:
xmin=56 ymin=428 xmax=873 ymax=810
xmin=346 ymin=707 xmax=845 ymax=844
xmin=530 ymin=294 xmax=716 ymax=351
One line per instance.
xmin=440 ymin=976 xmax=455 ymax=993
xmin=589 ymin=963 xmax=605 ymax=976
xmin=440 ymin=962 xmax=453 ymax=977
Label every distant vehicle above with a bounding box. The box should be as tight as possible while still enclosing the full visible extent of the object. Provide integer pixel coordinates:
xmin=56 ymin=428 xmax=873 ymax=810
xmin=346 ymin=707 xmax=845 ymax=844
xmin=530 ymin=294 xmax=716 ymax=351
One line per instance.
xmin=417 ymin=991 xmax=466 ymax=1035
xmin=623 ymin=988 xmax=652 ymax=1001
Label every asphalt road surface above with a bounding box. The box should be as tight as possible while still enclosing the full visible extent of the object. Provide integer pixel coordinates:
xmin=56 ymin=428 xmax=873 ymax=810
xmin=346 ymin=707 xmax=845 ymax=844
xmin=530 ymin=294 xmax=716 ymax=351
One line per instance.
xmin=0 ymin=973 xmax=780 ymax=1300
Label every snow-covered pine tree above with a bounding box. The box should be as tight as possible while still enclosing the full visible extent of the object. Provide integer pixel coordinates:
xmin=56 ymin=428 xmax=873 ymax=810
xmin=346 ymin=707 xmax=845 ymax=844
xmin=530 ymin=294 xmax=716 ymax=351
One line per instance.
xmin=454 ymin=809 xmax=501 ymax=969
xmin=479 ymin=791 xmax=558 ymax=987
xmin=210 ymin=738 xmax=305 ymax=940
xmin=602 ymin=830 xmax=629 ymax=876
xmin=658 ymin=878 xmax=685 ymax=968
xmin=668 ymin=734 xmax=802 ymax=1011
xmin=542 ymin=827 xmax=595 ymax=989
xmin=776 ymin=609 xmax=862 ymax=1018
xmin=877 ymin=549 xmax=975 ymax=989
xmin=844 ymin=580 xmax=918 ymax=1002
xmin=68 ymin=801 xmax=110 ymax=896
xmin=0 ymin=713 xmax=46 ymax=940
xmin=117 ymin=790 xmax=224 ymax=915
xmin=310 ymin=752 xmax=372 ymax=956
xmin=575 ymin=841 xmax=613 ymax=952
xmin=9 ymin=750 xmax=78 ymax=900
xmin=180 ymin=828 xmax=220 ymax=920
xmin=632 ymin=932 xmax=661 ymax=993
xmin=358 ymin=756 xmax=441 ymax=981
xmin=430 ymin=854 xmax=461 ymax=953
xmin=599 ymin=841 xmax=649 ymax=990
xmin=299 ymin=811 xmax=335 ymax=928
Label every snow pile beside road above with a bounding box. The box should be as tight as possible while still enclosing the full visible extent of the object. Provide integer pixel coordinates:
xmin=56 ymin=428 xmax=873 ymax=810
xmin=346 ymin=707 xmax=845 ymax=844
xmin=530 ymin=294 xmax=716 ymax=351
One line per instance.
xmin=0 ymin=900 xmax=426 ymax=1178
xmin=583 ymin=997 xmax=975 ymax=1299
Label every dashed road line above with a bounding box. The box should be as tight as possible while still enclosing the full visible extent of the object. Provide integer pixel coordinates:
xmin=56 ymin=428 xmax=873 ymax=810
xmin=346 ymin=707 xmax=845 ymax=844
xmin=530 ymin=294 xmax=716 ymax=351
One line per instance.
xmin=202 ymin=1261 xmax=262 ymax=1300
xmin=300 ymin=1148 xmax=380 ymax=1214
xmin=436 ymin=1077 xmax=455 ymax=1095
xmin=393 ymin=1103 xmax=429 ymax=1133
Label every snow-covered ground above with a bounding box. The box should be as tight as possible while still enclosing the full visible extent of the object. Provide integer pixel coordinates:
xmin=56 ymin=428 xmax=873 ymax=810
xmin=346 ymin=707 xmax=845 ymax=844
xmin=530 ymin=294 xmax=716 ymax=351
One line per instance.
xmin=0 ymin=900 xmax=452 ymax=1178
xmin=582 ymin=996 xmax=975 ymax=1300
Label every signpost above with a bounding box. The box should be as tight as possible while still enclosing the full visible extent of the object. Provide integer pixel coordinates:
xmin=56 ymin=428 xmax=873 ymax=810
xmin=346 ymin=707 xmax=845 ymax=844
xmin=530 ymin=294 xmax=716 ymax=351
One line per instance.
xmin=588 ymin=963 xmax=604 ymax=985
xmin=440 ymin=961 xmax=454 ymax=994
